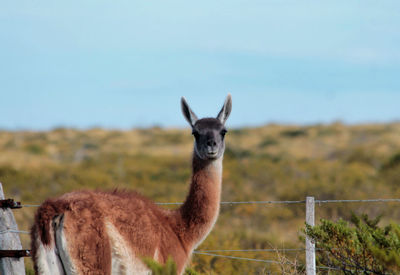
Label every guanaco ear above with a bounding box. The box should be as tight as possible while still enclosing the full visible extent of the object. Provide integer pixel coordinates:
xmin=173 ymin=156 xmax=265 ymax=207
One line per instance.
xmin=181 ymin=97 xmax=198 ymax=127
xmin=216 ymin=94 xmax=232 ymax=125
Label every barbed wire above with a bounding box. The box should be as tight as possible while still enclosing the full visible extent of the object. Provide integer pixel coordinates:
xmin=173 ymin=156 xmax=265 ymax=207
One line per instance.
xmin=194 ymin=251 xmax=343 ymax=272
xmin=315 ymin=198 xmax=400 ymax=204
xmin=20 ymin=198 xmax=400 ymax=207
xmin=194 ymin=251 xmax=379 ymax=273
xmin=193 ymin=251 xmax=281 ymax=264
xmin=7 ymin=197 xmax=400 ymax=273
xmin=157 ymin=200 xmax=307 ymax=205
xmin=0 ymin=227 xmax=395 ymax=273
xmin=195 ymin=248 xmax=305 ymax=253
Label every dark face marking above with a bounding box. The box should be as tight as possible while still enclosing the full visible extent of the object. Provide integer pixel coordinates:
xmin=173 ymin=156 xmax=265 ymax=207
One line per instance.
xmin=181 ymin=94 xmax=231 ymax=160
xmin=192 ymin=118 xmax=227 ymax=160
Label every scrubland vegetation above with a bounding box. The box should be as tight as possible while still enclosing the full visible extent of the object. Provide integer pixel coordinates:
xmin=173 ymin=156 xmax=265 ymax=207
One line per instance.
xmin=1 ymin=122 xmax=400 ymax=274
xmin=306 ymin=213 xmax=400 ymax=274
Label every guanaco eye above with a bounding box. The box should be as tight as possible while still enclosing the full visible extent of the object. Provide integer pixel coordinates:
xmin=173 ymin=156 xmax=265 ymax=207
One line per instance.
xmin=220 ymin=129 xmax=227 ymax=136
xmin=192 ymin=130 xmax=200 ymax=139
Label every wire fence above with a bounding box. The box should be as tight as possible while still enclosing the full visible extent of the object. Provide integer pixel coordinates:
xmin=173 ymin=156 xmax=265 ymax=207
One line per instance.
xmin=18 ymin=198 xmax=400 ymax=208
xmin=195 ymin=248 xmax=306 ymax=253
xmin=146 ymin=198 xmax=400 ymax=206
xmin=3 ymin=197 xmax=400 ymax=273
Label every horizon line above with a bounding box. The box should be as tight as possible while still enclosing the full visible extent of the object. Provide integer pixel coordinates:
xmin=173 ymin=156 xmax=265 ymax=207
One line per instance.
xmin=1 ymin=120 xmax=400 ymax=132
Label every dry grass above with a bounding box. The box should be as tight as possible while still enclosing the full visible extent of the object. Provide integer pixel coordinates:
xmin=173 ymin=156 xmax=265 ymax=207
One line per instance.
xmin=1 ymin=122 xmax=400 ymax=273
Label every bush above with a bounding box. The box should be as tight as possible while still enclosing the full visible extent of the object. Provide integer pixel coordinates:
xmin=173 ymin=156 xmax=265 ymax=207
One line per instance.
xmin=304 ymin=213 xmax=400 ymax=274
xmin=144 ymin=258 xmax=199 ymax=275
xmin=281 ymin=129 xmax=307 ymax=138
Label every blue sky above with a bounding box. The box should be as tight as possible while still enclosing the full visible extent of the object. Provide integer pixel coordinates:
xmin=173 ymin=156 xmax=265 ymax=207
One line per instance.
xmin=1 ymin=0 xmax=399 ymax=130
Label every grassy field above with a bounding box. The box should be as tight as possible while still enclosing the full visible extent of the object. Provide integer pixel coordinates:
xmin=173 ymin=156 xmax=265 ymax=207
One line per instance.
xmin=1 ymin=122 xmax=400 ymax=274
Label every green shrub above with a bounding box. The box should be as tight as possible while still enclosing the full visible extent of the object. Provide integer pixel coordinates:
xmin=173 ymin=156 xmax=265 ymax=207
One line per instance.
xmin=281 ymin=129 xmax=307 ymax=138
xmin=24 ymin=144 xmax=44 ymax=155
xmin=258 ymin=137 xmax=278 ymax=148
xmin=144 ymin=257 xmax=200 ymax=275
xmin=382 ymin=152 xmax=400 ymax=170
xmin=304 ymin=213 xmax=400 ymax=274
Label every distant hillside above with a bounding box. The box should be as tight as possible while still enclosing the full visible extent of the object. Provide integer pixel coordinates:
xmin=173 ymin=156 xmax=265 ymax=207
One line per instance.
xmin=1 ymin=123 xmax=400 ymax=274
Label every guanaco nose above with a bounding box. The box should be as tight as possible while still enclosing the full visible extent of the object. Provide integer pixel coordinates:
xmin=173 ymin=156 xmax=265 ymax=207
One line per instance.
xmin=207 ymin=140 xmax=217 ymax=154
xmin=207 ymin=139 xmax=217 ymax=147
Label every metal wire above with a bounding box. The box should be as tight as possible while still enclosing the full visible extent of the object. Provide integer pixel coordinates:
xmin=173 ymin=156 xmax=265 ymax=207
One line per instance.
xmin=195 ymin=248 xmax=322 ymax=253
xmin=194 ymin=251 xmax=376 ymax=273
xmin=195 ymin=249 xmax=305 ymax=253
xmin=222 ymin=200 xmax=307 ymax=205
xmin=4 ymin=195 xmax=400 ymax=275
xmin=315 ymin=198 xmax=400 ymax=203
xmin=19 ymin=198 xmax=400 ymax=207
xmin=156 ymin=200 xmax=306 ymax=205
xmin=193 ymin=251 xmax=281 ymax=264
xmin=157 ymin=198 xmax=400 ymax=205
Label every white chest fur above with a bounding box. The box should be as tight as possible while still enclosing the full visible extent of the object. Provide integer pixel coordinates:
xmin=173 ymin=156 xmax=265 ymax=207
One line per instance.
xmin=105 ymin=221 xmax=151 ymax=275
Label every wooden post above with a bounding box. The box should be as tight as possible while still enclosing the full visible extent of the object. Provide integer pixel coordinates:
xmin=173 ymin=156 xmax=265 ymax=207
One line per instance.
xmin=306 ymin=196 xmax=316 ymax=275
xmin=0 ymin=182 xmax=26 ymax=275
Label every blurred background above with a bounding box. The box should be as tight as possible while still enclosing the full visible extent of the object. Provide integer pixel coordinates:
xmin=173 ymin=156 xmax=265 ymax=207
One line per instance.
xmin=1 ymin=1 xmax=400 ymax=274
xmin=1 ymin=0 xmax=400 ymax=129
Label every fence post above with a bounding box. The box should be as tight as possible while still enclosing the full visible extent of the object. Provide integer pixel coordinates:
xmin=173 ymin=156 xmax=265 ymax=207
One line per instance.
xmin=0 ymin=182 xmax=26 ymax=275
xmin=306 ymin=196 xmax=316 ymax=275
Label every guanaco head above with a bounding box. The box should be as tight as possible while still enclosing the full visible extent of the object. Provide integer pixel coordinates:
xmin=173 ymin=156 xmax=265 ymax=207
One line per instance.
xmin=181 ymin=94 xmax=232 ymax=160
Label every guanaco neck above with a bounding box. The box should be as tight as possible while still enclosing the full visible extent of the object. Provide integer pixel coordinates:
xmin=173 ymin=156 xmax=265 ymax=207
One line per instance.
xmin=178 ymin=153 xmax=223 ymax=248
